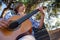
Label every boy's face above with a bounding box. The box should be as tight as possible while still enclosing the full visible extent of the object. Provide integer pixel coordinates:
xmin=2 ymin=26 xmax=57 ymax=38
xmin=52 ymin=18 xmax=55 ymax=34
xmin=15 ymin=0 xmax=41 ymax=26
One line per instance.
xmin=18 ymin=4 xmax=26 ymax=12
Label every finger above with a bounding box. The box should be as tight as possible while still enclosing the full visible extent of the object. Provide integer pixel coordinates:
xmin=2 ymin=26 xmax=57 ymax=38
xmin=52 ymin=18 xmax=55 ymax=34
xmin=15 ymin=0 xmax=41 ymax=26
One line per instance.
xmin=0 ymin=22 xmax=7 ymax=27
xmin=40 ymin=7 xmax=44 ymax=10
xmin=0 ymin=20 xmax=9 ymax=26
xmin=0 ymin=22 xmax=8 ymax=28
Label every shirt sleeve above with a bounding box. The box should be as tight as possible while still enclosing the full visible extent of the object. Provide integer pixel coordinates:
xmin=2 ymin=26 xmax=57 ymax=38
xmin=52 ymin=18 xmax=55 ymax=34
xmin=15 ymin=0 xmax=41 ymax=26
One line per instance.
xmin=4 ymin=10 xmax=15 ymax=20
xmin=29 ymin=16 xmax=40 ymax=28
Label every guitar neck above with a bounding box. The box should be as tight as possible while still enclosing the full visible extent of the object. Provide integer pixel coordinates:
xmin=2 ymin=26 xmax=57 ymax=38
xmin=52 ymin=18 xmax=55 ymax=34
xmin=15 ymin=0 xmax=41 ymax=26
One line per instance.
xmin=17 ymin=9 xmax=39 ymax=24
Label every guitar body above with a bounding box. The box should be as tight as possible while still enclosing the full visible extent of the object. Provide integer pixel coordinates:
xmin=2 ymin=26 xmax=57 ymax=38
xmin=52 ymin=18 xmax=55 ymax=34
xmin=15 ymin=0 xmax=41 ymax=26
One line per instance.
xmin=0 ymin=15 xmax=32 ymax=40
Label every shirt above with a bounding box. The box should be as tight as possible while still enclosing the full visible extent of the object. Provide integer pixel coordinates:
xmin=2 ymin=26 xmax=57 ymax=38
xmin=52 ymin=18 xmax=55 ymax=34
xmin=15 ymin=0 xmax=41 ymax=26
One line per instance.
xmin=4 ymin=10 xmax=15 ymax=20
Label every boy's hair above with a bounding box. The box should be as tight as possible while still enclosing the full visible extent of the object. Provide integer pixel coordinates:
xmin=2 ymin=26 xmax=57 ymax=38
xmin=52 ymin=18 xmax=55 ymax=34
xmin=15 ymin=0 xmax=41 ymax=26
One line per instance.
xmin=14 ymin=2 xmax=23 ymax=13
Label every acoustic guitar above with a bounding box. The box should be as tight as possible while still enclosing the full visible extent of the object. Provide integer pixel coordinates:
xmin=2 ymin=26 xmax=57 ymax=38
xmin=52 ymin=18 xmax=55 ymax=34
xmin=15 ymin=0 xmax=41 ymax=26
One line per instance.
xmin=0 ymin=9 xmax=39 ymax=40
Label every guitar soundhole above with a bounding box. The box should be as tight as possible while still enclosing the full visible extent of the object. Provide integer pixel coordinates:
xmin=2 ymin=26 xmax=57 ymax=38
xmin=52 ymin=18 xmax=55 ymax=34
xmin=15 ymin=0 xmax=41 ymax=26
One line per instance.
xmin=7 ymin=21 xmax=20 ymax=31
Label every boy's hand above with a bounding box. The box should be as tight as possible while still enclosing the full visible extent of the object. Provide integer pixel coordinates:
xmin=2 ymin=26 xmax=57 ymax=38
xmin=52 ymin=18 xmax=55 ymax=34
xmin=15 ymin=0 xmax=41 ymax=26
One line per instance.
xmin=0 ymin=19 xmax=11 ymax=29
